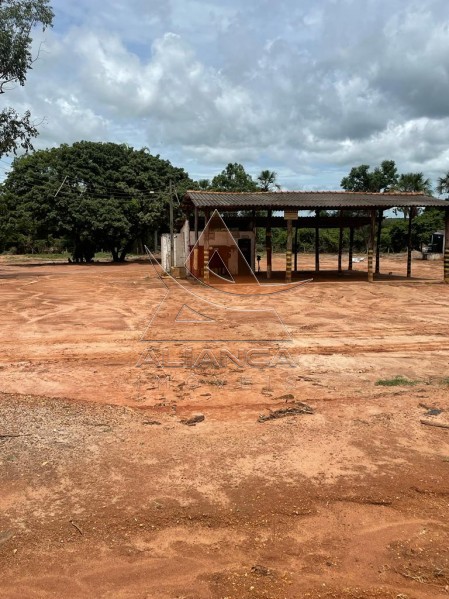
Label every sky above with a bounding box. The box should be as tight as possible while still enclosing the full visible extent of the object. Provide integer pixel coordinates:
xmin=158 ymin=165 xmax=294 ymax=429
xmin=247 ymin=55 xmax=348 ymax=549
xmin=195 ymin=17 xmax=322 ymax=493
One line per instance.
xmin=1 ymin=0 xmax=449 ymax=191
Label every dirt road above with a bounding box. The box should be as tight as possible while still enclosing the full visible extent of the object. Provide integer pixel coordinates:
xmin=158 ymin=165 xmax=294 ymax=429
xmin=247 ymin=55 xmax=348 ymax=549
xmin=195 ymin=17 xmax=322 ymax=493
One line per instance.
xmin=1 ymin=254 xmax=448 ymax=598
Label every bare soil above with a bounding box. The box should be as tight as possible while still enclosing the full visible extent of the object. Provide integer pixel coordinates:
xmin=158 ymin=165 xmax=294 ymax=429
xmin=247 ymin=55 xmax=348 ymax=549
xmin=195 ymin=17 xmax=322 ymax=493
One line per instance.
xmin=1 ymin=253 xmax=449 ymax=598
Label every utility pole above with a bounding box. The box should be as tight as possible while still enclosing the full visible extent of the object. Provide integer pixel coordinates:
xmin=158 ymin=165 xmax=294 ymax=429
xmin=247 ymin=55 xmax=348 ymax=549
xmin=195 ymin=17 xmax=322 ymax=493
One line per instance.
xmin=169 ymin=180 xmax=174 ymax=270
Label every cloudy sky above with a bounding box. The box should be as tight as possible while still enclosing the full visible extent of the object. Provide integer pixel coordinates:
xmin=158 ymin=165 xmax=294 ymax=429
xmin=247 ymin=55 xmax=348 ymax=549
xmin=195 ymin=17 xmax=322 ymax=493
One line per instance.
xmin=2 ymin=0 xmax=449 ymax=190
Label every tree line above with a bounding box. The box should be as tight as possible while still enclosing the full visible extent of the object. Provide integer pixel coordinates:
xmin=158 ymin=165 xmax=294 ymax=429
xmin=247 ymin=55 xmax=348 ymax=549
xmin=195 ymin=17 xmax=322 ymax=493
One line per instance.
xmin=1 ymin=152 xmax=447 ymax=261
xmin=0 ymin=149 xmax=284 ymax=260
xmin=1 ymin=2 xmax=447 ymax=261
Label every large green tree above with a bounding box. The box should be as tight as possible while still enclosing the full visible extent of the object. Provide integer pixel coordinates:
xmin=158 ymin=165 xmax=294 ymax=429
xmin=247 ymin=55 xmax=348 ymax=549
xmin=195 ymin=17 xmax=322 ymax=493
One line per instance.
xmin=2 ymin=141 xmax=192 ymax=261
xmin=0 ymin=0 xmax=54 ymax=158
xmin=210 ymin=163 xmax=258 ymax=192
xmin=341 ymin=160 xmax=398 ymax=192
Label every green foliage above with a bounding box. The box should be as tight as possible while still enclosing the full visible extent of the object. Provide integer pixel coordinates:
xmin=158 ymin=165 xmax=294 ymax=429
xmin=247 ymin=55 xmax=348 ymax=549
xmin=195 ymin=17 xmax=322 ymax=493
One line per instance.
xmin=375 ymin=375 xmax=418 ymax=387
xmin=413 ymin=208 xmax=445 ymax=248
xmin=396 ymin=172 xmax=432 ymax=195
xmin=437 ymin=172 xmax=449 ymax=198
xmin=2 ymin=141 xmax=193 ymax=261
xmin=257 ymin=170 xmax=280 ymax=191
xmin=341 ymin=160 xmax=398 ymax=192
xmin=210 ymin=163 xmax=258 ymax=192
xmin=393 ymin=172 xmax=433 ymax=219
xmin=196 ymin=179 xmax=211 ymax=190
xmin=0 ymin=0 xmax=54 ymax=157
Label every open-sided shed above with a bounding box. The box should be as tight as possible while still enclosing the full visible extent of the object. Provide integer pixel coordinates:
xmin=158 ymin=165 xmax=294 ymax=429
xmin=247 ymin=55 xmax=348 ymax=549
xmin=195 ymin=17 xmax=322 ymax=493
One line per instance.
xmin=184 ymin=191 xmax=449 ymax=283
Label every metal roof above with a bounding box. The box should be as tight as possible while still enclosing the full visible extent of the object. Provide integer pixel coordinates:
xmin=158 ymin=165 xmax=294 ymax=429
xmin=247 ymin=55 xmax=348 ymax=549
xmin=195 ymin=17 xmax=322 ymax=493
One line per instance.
xmin=186 ymin=191 xmax=448 ymax=210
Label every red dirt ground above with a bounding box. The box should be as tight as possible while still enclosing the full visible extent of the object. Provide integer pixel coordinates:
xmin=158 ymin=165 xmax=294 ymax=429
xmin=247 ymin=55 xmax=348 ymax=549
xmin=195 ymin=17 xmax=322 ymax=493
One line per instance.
xmin=1 ymin=253 xmax=449 ymax=598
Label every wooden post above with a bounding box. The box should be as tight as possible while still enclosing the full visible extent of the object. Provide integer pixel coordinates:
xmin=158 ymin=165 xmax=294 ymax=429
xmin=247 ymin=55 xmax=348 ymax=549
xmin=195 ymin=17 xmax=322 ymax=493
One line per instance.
xmin=266 ymin=210 xmax=272 ymax=279
xmin=203 ymin=209 xmax=210 ymax=281
xmin=338 ymin=210 xmax=343 ymax=273
xmin=252 ymin=210 xmax=257 ymax=272
xmin=375 ymin=209 xmax=383 ymax=274
xmin=154 ymin=230 xmax=158 ymax=253
xmin=194 ymin=207 xmax=199 ymax=241
xmin=286 ymin=218 xmax=293 ymax=283
xmin=315 ymin=209 xmax=320 ymax=272
xmin=193 ymin=206 xmax=199 ymax=276
xmin=444 ymin=208 xmax=449 ymax=283
xmin=294 ymin=224 xmax=299 ymax=272
xmin=407 ymin=208 xmax=414 ymax=278
xmin=348 ymin=227 xmax=354 ymax=271
xmin=368 ymin=210 xmax=376 ymax=282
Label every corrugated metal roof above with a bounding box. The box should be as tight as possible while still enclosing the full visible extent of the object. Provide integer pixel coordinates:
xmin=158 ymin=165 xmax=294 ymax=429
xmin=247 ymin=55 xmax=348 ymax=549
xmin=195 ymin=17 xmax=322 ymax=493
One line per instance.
xmin=186 ymin=191 xmax=448 ymax=209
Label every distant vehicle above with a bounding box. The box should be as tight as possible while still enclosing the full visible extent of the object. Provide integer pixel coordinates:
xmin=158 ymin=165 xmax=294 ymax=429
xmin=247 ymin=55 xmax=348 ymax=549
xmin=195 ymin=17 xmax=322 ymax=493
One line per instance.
xmin=422 ymin=231 xmax=444 ymax=260
xmin=423 ymin=231 xmax=445 ymax=256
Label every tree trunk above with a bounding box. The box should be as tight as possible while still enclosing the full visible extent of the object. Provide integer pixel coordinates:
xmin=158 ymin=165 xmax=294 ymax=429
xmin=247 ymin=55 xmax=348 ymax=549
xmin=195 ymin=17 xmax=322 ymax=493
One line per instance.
xmin=119 ymin=241 xmax=133 ymax=262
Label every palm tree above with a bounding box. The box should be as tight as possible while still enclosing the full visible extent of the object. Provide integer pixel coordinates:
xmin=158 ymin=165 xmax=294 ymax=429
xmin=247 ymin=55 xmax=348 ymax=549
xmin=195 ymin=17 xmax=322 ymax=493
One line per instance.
xmin=437 ymin=172 xmax=449 ymax=198
xmin=394 ymin=172 xmax=432 ymax=219
xmin=257 ymin=170 xmax=281 ymax=191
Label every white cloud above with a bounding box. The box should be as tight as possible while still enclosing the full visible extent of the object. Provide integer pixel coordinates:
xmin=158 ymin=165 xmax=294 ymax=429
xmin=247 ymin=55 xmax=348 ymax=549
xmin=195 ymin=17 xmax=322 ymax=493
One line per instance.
xmin=4 ymin=0 xmax=449 ymax=188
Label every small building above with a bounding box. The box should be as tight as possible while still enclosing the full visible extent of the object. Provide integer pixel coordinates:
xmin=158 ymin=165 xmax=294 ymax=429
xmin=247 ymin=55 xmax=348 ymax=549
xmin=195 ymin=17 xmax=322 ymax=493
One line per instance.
xmin=182 ymin=190 xmax=449 ymax=283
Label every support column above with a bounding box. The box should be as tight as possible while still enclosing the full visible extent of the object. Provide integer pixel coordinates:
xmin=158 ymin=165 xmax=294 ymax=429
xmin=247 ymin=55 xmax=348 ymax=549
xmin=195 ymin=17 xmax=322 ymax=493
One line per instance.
xmin=375 ymin=209 xmax=383 ymax=275
xmin=203 ymin=209 xmax=210 ymax=282
xmin=193 ymin=206 xmax=199 ymax=276
xmin=368 ymin=210 xmax=376 ymax=283
xmin=285 ymin=219 xmax=293 ymax=283
xmin=348 ymin=227 xmax=354 ymax=271
xmin=444 ymin=208 xmax=449 ymax=283
xmin=252 ymin=210 xmax=257 ymax=272
xmin=286 ymin=218 xmax=293 ymax=283
xmin=315 ymin=209 xmax=320 ymax=272
xmin=407 ymin=208 xmax=414 ymax=278
xmin=294 ymin=225 xmax=299 ymax=272
xmin=266 ymin=210 xmax=272 ymax=279
xmin=338 ymin=210 xmax=343 ymax=273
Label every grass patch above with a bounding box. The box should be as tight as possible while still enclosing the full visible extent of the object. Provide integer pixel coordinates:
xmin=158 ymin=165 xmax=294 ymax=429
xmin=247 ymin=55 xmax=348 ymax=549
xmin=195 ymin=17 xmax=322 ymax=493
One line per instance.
xmin=375 ymin=375 xmax=418 ymax=387
xmin=440 ymin=377 xmax=449 ymax=386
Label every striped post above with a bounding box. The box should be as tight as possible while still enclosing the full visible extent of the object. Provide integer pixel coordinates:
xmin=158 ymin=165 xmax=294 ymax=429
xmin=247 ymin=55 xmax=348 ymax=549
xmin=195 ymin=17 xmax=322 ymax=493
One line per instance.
xmin=286 ymin=218 xmax=293 ymax=283
xmin=315 ymin=209 xmax=320 ymax=272
xmin=406 ymin=208 xmax=414 ymax=278
xmin=192 ymin=206 xmax=199 ymax=276
xmin=266 ymin=210 xmax=272 ymax=279
xmin=203 ymin=209 xmax=210 ymax=282
xmin=368 ymin=210 xmax=376 ymax=283
xmin=338 ymin=210 xmax=343 ymax=273
xmin=294 ymin=225 xmax=299 ymax=272
xmin=444 ymin=208 xmax=449 ymax=284
xmin=375 ymin=209 xmax=383 ymax=274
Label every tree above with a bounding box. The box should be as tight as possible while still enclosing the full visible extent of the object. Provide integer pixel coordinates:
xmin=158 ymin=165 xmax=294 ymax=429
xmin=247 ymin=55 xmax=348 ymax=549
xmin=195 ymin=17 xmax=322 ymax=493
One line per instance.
xmin=437 ymin=172 xmax=449 ymax=198
xmin=197 ymin=179 xmax=211 ymax=190
xmin=257 ymin=170 xmax=280 ymax=191
xmin=2 ymin=141 xmax=193 ymax=261
xmin=392 ymin=172 xmax=433 ymax=219
xmin=341 ymin=164 xmax=371 ymax=192
xmin=341 ymin=160 xmax=398 ymax=192
xmin=396 ymin=172 xmax=432 ymax=195
xmin=210 ymin=163 xmax=258 ymax=192
xmin=0 ymin=0 xmax=54 ymax=158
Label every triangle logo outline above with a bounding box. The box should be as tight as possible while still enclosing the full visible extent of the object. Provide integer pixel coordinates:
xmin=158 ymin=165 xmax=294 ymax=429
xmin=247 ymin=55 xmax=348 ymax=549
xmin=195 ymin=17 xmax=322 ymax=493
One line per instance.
xmin=208 ymin=249 xmax=235 ymax=283
xmin=175 ymin=304 xmax=216 ymax=323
